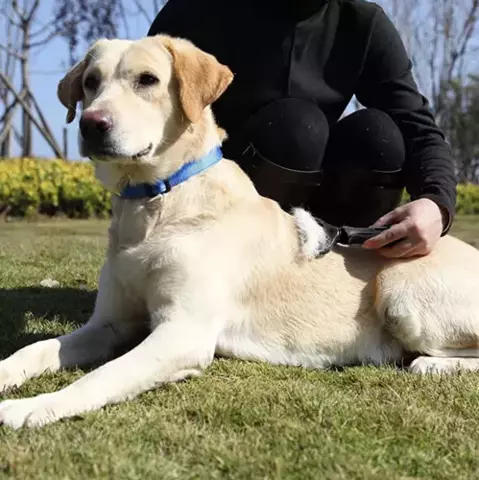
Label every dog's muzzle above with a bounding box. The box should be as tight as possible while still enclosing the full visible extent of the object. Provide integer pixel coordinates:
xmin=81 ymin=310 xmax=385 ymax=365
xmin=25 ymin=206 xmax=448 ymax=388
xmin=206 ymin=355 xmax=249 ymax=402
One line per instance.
xmin=79 ymin=109 xmax=153 ymax=160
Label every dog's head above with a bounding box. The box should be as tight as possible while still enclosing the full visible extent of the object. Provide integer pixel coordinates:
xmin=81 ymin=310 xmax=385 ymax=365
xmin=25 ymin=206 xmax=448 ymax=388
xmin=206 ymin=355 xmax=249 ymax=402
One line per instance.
xmin=57 ymin=35 xmax=233 ymax=169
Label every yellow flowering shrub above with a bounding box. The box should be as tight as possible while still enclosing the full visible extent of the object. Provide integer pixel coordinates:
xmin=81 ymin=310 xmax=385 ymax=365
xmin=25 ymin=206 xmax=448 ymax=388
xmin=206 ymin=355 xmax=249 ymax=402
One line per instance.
xmin=456 ymin=183 xmax=479 ymax=214
xmin=0 ymin=158 xmax=477 ymax=218
xmin=402 ymin=184 xmax=479 ymax=215
xmin=0 ymin=158 xmax=111 ymax=218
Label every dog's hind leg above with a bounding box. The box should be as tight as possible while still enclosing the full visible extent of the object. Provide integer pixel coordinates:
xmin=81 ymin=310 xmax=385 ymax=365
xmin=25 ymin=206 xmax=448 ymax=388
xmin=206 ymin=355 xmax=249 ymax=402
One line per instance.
xmin=375 ymin=258 xmax=479 ymax=363
xmin=410 ymin=355 xmax=479 ymax=374
xmin=0 ymin=263 xmax=141 ymax=393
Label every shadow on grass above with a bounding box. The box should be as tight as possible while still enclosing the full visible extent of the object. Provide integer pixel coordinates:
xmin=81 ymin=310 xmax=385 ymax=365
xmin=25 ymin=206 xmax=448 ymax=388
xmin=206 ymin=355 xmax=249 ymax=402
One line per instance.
xmin=0 ymin=287 xmax=150 ymax=366
xmin=0 ymin=287 xmax=96 ymax=357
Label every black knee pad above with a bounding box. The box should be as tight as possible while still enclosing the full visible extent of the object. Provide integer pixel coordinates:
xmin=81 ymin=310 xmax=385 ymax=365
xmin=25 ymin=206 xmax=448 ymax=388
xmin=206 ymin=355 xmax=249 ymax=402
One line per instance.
xmin=223 ymin=97 xmax=329 ymax=172
xmin=313 ymin=109 xmax=407 ymax=227
xmin=325 ymin=108 xmax=406 ymax=171
xmin=222 ymin=98 xmax=329 ymax=210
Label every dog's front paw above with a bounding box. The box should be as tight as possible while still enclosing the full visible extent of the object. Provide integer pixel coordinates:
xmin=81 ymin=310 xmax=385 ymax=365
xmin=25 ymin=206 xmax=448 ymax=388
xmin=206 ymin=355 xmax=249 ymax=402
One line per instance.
xmin=0 ymin=362 xmax=26 ymax=393
xmin=0 ymin=395 xmax=59 ymax=429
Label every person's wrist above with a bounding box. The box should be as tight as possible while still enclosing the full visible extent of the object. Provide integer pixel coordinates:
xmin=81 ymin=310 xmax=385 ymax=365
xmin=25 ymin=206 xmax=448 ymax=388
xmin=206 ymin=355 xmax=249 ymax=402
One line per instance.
xmin=417 ymin=196 xmax=451 ymax=234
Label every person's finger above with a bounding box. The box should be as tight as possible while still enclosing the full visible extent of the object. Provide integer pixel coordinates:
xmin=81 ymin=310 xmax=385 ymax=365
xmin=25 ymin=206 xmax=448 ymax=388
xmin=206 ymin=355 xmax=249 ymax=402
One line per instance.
xmin=377 ymin=239 xmax=417 ymax=259
xmin=363 ymin=221 xmax=409 ymax=250
xmin=372 ymin=205 xmax=406 ymax=228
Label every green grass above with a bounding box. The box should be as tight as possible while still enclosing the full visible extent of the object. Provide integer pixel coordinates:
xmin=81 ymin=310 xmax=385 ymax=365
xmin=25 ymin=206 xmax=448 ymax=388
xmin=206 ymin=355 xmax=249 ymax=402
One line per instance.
xmin=0 ymin=215 xmax=478 ymax=479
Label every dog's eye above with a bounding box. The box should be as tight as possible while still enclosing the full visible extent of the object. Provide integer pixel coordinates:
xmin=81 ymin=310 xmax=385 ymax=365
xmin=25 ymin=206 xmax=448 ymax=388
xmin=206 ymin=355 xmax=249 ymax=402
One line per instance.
xmin=84 ymin=74 xmax=100 ymax=91
xmin=137 ymin=73 xmax=159 ymax=87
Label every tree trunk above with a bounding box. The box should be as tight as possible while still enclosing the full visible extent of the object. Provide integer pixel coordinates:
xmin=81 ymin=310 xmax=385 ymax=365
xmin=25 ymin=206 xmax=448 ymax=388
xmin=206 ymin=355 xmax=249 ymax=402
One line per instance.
xmin=0 ymin=6 xmax=17 ymax=158
xmin=21 ymin=18 xmax=32 ymax=157
xmin=0 ymin=117 xmax=12 ymax=157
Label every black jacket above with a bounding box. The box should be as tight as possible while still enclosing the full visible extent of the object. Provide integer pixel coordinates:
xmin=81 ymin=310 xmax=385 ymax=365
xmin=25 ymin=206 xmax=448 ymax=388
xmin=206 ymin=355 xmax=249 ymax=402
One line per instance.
xmin=148 ymin=0 xmax=457 ymax=224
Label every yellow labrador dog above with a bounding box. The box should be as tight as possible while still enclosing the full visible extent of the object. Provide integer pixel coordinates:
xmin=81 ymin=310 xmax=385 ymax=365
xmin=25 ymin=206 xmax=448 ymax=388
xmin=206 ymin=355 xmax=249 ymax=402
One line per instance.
xmin=0 ymin=35 xmax=478 ymax=429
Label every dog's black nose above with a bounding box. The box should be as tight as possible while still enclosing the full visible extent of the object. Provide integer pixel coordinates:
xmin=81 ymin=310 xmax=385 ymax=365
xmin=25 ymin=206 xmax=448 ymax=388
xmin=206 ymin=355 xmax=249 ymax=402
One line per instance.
xmin=79 ymin=110 xmax=113 ymax=140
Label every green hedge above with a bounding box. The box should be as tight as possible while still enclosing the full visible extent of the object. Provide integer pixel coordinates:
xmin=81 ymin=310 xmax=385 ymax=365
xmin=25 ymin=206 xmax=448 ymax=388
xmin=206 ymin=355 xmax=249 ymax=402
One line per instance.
xmin=0 ymin=157 xmax=478 ymax=218
xmin=0 ymin=158 xmax=111 ymax=218
xmin=401 ymin=184 xmax=479 ymax=214
xmin=456 ymin=183 xmax=479 ymax=214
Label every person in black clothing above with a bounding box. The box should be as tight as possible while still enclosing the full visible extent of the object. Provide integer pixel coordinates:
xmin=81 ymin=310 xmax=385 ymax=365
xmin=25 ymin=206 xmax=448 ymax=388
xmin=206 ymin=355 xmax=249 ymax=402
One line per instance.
xmin=148 ymin=0 xmax=457 ymax=259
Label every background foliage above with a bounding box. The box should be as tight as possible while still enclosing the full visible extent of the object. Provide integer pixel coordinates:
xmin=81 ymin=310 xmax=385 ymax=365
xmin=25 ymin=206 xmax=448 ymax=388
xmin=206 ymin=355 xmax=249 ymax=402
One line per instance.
xmin=0 ymin=158 xmax=111 ymax=218
xmin=0 ymin=158 xmax=478 ymax=219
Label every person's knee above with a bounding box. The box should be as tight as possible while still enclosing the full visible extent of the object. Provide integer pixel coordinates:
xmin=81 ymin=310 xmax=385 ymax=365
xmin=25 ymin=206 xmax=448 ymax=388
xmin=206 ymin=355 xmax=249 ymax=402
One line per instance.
xmin=326 ymin=108 xmax=406 ymax=172
xmin=223 ymin=98 xmax=330 ymax=171
xmin=313 ymin=108 xmax=406 ymax=227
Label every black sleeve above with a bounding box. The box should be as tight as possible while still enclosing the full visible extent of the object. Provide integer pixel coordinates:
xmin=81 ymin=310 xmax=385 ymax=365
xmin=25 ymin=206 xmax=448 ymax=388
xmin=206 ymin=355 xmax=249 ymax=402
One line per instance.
xmin=355 ymin=5 xmax=457 ymax=233
xmin=147 ymin=0 xmax=198 ymax=37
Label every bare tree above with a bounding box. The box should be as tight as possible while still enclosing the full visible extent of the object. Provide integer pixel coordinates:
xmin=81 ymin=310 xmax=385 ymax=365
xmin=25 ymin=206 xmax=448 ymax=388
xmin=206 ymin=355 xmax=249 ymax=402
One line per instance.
xmin=378 ymin=0 xmax=479 ymax=182
xmin=127 ymin=0 xmax=166 ymax=25
xmin=53 ymin=0 xmax=168 ymax=65
xmin=379 ymin=0 xmax=479 ymax=118
xmin=0 ymin=0 xmax=65 ymax=158
xmin=53 ymin=0 xmax=130 ymax=66
xmin=448 ymin=76 xmax=479 ymax=182
xmin=0 ymin=0 xmax=21 ymax=157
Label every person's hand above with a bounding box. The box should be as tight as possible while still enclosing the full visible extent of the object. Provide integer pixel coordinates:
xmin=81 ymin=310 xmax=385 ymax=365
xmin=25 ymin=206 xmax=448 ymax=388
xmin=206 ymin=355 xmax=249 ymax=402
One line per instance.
xmin=362 ymin=198 xmax=447 ymax=258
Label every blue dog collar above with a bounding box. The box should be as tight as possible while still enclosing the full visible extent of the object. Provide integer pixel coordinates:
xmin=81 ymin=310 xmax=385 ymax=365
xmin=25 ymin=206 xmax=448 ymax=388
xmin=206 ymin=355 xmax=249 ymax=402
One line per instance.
xmin=119 ymin=146 xmax=223 ymax=199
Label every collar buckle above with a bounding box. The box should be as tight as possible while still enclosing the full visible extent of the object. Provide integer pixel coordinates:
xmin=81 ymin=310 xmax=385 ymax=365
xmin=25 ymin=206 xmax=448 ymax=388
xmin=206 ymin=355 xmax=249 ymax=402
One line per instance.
xmin=163 ymin=179 xmax=172 ymax=193
xmin=145 ymin=181 xmax=169 ymax=197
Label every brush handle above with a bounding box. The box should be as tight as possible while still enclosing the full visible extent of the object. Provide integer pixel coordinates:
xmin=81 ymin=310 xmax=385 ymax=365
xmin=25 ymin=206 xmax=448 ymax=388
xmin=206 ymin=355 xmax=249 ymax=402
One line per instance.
xmin=339 ymin=225 xmax=392 ymax=245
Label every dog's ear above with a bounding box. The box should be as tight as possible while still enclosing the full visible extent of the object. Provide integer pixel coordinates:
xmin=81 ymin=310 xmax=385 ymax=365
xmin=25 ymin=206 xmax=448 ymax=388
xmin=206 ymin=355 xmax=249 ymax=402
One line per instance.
xmin=163 ymin=37 xmax=234 ymax=123
xmin=57 ymin=58 xmax=89 ymax=124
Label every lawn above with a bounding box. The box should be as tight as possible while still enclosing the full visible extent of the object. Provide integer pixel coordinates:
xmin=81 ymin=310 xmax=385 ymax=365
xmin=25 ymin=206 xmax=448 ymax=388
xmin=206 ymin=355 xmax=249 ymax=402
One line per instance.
xmin=0 ymin=216 xmax=478 ymax=479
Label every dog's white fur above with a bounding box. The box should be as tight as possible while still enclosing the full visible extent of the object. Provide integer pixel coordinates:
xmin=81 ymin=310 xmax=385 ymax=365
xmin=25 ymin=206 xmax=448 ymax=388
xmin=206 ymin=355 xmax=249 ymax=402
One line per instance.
xmin=293 ymin=207 xmax=333 ymax=257
xmin=0 ymin=35 xmax=479 ymax=429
